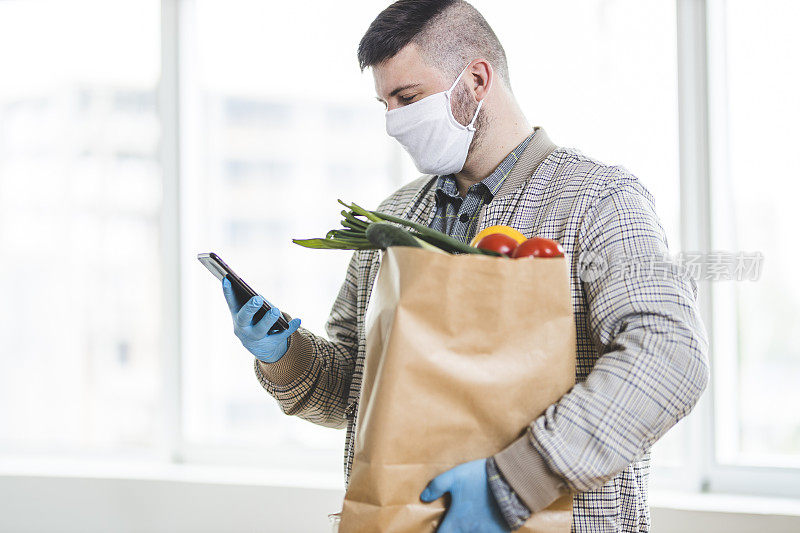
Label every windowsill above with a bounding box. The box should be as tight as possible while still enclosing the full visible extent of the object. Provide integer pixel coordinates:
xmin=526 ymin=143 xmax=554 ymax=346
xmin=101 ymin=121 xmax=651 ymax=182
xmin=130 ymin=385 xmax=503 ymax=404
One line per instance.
xmin=3 ymin=457 xmax=800 ymax=519
xmin=0 ymin=455 xmax=344 ymax=491
xmin=650 ymin=489 xmax=800 ymax=517
xmin=3 ymin=457 xmax=800 ymax=517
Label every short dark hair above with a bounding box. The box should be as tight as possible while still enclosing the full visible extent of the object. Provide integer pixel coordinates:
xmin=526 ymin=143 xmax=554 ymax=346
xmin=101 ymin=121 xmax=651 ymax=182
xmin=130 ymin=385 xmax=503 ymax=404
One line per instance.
xmin=357 ymin=0 xmax=510 ymax=84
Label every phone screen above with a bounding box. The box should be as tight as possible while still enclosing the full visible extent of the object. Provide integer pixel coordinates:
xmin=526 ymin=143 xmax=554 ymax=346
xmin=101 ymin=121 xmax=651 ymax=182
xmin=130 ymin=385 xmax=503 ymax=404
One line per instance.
xmin=197 ymin=252 xmax=290 ymax=334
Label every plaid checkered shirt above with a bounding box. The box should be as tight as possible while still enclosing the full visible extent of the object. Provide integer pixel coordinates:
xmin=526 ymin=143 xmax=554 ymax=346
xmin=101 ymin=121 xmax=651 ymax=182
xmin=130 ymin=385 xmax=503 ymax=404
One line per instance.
xmin=253 ymin=127 xmax=710 ymax=532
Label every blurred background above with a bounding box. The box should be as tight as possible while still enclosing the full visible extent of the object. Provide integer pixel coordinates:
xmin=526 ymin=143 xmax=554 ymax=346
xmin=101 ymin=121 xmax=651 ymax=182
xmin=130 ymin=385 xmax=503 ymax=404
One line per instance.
xmin=0 ymin=0 xmax=798 ymax=531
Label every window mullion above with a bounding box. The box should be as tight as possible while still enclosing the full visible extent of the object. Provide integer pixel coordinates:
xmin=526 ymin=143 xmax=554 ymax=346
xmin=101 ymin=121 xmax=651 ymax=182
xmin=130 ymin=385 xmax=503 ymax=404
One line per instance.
xmin=159 ymin=0 xmax=184 ymax=464
xmin=676 ymin=0 xmax=714 ymax=492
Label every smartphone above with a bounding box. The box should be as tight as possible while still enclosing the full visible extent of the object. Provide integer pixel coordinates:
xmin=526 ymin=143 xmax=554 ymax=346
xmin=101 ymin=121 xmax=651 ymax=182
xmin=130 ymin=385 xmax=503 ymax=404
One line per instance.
xmin=197 ymin=252 xmax=290 ymax=334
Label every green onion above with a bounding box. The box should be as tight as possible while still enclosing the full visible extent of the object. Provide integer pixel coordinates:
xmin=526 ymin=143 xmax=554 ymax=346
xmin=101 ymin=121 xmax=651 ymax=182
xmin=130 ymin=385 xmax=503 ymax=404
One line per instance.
xmin=344 ymin=201 xmax=500 ymax=257
xmin=293 ymin=199 xmax=500 ymax=256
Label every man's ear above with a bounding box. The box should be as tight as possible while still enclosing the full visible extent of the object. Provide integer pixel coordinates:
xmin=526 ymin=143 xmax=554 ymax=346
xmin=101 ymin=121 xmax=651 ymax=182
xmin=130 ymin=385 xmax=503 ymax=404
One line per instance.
xmin=468 ymin=59 xmax=493 ymax=102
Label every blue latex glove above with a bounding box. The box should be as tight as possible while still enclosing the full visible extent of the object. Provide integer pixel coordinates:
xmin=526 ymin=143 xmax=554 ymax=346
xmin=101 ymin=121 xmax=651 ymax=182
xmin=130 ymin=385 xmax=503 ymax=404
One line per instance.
xmin=421 ymin=458 xmax=509 ymax=533
xmin=221 ymin=276 xmax=301 ymax=363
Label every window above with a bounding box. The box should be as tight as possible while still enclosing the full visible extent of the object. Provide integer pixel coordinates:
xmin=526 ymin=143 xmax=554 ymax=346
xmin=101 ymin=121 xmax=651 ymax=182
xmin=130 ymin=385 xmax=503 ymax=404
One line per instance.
xmin=0 ymin=0 xmax=161 ymax=454
xmin=708 ymin=0 xmax=800 ymax=467
xmin=178 ymin=0 xmax=404 ymax=469
xmin=178 ymin=0 xmax=684 ymax=470
xmin=478 ymin=0 xmax=681 ymax=249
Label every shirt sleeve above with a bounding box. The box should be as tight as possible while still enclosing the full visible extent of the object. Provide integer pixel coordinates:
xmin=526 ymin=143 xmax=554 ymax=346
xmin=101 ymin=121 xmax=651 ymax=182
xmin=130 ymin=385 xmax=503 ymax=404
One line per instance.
xmin=486 ymin=456 xmax=532 ymax=530
xmin=253 ymin=250 xmax=362 ymax=429
xmin=493 ymin=181 xmax=710 ymax=512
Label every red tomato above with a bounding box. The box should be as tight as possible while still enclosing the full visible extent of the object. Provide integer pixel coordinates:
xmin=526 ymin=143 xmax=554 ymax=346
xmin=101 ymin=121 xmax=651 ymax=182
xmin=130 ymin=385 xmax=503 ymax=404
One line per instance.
xmin=511 ymin=237 xmax=564 ymax=258
xmin=475 ymin=233 xmax=518 ymax=256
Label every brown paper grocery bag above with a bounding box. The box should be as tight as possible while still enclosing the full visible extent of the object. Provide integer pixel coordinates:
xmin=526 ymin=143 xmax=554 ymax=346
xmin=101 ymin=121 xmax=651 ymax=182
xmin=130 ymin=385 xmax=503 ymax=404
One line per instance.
xmin=339 ymin=246 xmax=576 ymax=533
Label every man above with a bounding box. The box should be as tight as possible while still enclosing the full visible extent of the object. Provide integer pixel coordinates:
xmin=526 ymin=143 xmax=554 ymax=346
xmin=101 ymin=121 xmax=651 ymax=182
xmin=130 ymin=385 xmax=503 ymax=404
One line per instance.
xmin=221 ymin=1 xmax=710 ymax=531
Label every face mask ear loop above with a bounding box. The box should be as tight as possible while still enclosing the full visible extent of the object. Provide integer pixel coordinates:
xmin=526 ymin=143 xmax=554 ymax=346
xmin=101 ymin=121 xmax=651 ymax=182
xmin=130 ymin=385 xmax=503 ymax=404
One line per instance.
xmin=468 ymin=98 xmax=484 ymax=129
xmin=447 ymin=61 xmax=485 ymax=129
xmin=447 ymin=62 xmax=473 ymax=95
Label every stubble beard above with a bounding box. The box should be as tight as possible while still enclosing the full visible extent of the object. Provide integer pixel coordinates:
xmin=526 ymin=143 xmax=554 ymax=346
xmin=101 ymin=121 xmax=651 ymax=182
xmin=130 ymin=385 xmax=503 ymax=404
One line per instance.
xmin=450 ymin=79 xmax=489 ymax=160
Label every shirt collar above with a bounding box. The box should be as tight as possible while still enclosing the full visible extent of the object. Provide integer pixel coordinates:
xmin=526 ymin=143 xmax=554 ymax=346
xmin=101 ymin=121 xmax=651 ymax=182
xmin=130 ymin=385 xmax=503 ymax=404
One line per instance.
xmin=435 ymin=131 xmax=535 ymax=203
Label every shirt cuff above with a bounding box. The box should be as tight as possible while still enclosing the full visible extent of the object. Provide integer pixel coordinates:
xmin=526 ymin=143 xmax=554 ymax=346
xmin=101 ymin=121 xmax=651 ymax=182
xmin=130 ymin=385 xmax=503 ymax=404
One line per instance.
xmin=493 ymin=433 xmax=569 ymax=514
xmin=486 ymin=456 xmax=532 ymax=530
xmin=255 ymin=329 xmax=315 ymax=387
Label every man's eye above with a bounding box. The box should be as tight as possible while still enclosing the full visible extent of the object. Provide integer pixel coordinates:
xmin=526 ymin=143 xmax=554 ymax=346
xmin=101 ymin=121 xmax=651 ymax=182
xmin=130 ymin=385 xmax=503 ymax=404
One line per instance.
xmin=399 ymin=94 xmax=417 ymax=104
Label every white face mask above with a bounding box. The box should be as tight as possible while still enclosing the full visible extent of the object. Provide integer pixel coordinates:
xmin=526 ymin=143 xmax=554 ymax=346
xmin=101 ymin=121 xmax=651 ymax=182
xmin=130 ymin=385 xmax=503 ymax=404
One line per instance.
xmin=385 ymin=62 xmax=486 ymax=176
